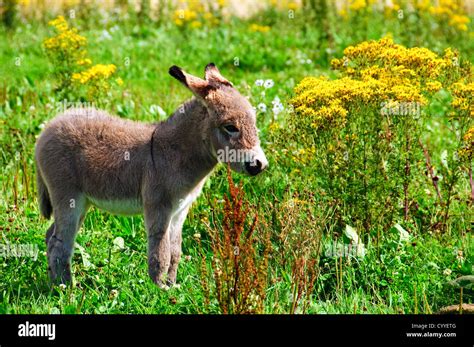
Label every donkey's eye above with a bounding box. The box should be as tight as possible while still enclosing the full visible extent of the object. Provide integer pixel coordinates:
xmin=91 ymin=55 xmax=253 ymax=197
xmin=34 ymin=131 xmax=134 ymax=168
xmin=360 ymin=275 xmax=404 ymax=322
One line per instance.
xmin=223 ymin=124 xmax=239 ymax=134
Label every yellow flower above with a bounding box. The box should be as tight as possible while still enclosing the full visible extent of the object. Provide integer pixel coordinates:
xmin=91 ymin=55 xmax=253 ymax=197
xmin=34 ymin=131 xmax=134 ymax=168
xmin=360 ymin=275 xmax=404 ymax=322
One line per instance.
xmin=430 ymin=0 xmax=471 ymax=32
xmin=173 ymin=3 xmax=220 ymax=28
xmin=190 ymin=20 xmax=202 ymax=29
xmin=425 ymin=81 xmax=442 ymax=93
xmin=287 ymin=2 xmax=299 ymax=10
xmin=71 ymin=73 xmax=82 ymax=82
xmin=173 ymin=8 xmax=198 ymax=25
xmin=115 ymin=78 xmax=124 ymax=86
xmin=448 ymin=13 xmax=470 ymax=31
xmin=43 ymin=16 xmax=87 ymax=56
xmin=459 ymin=127 xmax=474 ymax=159
xmin=72 ymin=64 xmax=117 ymax=84
xmin=269 ymin=0 xmax=300 ymax=11
xmin=77 ymin=58 xmax=92 ymax=66
xmin=203 ymin=12 xmax=213 ymax=21
xmin=349 ymin=0 xmax=367 ymax=11
xmin=48 ymin=16 xmax=68 ymax=31
xmin=450 ymin=81 xmax=474 ymax=116
xmin=249 ymin=24 xmax=271 ymax=33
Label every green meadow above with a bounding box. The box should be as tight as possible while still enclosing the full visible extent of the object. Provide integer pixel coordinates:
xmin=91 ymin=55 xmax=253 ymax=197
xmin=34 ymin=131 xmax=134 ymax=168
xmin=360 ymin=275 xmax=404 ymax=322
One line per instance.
xmin=0 ymin=0 xmax=472 ymax=314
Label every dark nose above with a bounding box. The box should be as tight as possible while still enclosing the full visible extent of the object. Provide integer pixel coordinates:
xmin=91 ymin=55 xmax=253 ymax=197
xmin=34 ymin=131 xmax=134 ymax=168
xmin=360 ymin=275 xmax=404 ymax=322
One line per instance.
xmin=245 ymin=160 xmax=264 ymax=176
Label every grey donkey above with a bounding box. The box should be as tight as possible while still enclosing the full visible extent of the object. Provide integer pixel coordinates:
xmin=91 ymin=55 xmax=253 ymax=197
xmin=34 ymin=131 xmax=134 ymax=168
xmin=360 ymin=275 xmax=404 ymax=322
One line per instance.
xmin=35 ymin=63 xmax=268 ymax=288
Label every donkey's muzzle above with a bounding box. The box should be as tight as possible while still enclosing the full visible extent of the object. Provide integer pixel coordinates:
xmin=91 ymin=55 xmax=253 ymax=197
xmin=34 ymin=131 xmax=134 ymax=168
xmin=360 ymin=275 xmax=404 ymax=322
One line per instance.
xmin=245 ymin=160 xmax=265 ymax=176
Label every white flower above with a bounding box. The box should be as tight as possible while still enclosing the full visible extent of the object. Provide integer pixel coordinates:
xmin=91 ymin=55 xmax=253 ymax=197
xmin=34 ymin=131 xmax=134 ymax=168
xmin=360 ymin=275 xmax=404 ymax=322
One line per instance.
xmin=50 ymin=307 xmax=60 ymax=314
xmin=99 ymin=30 xmax=112 ymax=41
xmin=272 ymin=106 xmax=283 ymax=116
xmin=112 ymin=236 xmax=125 ymax=251
xmin=264 ymin=79 xmax=274 ymax=89
xmin=59 ymin=283 xmax=67 ymax=290
xmin=255 ymin=79 xmax=264 ymax=87
xmin=257 ymin=103 xmax=267 ymax=112
xmin=272 ymin=100 xmax=284 ymax=116
xmin=443 ymin=268 xmax=452 ymax=276
xmin=110 ymin=289 xmax=119 ymax=298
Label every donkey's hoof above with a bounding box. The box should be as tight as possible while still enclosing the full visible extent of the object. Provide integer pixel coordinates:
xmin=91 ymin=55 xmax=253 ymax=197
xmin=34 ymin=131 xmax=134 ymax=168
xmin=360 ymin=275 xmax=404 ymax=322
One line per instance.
xmin=168 ymin=283 xmax=180 ymax=290
xmin=157 ymin=282 xmax=170 ymax=291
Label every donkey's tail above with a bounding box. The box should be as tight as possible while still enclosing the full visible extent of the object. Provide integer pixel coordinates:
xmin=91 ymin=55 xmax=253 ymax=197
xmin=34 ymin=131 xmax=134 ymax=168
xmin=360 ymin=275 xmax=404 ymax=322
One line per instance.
xmin=37 ymin=170 xmax=52 ymax=219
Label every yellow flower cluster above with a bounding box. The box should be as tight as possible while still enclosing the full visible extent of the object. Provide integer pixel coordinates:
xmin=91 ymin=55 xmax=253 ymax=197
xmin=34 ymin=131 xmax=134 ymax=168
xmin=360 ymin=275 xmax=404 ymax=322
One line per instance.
xmin=331 ymin=37 xmax=456 ymax=81
xmin=269 ymin=0 xmax=299 ymax=11
xmin=430 ymin=0 xmax=470 ymax=31
xmin=43 ymin=15 xmax=87 ymax=61
xmin=338 ymin=0 xmax=470 ymax=32
xmin=292 ymin=76 xmax=385 ymax=129
xmin=459 ymin=127 xmax=474 ymax=160
xmin=72 ymin=64 xmax=117 ymax=84
xmin=349 ymin=0 xmax=375 ymax=11
xmin=173 ymin=0 xmax=222 ymax=28
xmin=249 ymin=24 xmax=271 ymax=33
xmin=291 ymin=146 xmax=316 ymax=165
xmin=173 ymin=9 xmax=198 ymax=26
xmin=450 ymin=81 xmax=474 ymax=117
xmin=338 ymin=0 xmax=377 ymax=17
xmin=43 ymin=16 xmax=121 ymax=99
xmin=292 ymin=38 xmax=466 ymax=130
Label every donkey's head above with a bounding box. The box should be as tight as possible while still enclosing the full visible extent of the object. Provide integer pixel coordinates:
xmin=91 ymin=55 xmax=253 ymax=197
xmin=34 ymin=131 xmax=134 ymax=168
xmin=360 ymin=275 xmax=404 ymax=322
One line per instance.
xmin=169 ymin=63 xmax=268 ymax=176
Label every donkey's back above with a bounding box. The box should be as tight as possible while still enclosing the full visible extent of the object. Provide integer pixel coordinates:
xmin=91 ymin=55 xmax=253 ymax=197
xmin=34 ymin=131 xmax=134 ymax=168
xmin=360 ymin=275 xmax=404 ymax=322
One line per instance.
xmin=36 ymin=108 xmax=154 ymax=212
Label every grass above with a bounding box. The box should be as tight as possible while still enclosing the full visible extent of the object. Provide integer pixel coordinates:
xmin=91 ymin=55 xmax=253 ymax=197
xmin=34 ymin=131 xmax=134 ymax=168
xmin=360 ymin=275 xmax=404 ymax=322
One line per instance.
xmin=0 ymin=2 xmax=473 ymax=314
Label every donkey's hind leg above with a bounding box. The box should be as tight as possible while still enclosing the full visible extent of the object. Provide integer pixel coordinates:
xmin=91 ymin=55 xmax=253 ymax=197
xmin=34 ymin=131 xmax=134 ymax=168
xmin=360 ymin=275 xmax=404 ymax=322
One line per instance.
xmin=47 ymin=194 xmax=87 ymax=284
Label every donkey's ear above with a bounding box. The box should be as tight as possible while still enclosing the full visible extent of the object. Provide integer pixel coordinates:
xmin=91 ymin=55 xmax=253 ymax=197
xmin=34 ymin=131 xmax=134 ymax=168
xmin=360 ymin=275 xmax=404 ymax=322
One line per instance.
xmin=204 ymin=63 xmax=233 ymax=87
xmin=169 ymin=65 xmax=213 ymax=98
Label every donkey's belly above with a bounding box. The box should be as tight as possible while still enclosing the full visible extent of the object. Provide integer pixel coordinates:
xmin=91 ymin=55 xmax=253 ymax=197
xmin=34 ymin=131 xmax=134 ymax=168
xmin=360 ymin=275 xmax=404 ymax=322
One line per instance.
xmin=87 ymin=196 xmax=143 ymax=215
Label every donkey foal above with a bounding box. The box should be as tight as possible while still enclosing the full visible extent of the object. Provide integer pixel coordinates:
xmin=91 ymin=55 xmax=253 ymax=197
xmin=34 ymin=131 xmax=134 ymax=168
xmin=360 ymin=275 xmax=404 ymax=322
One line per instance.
xmin=35 ymin=63 xmax=268 ymax=288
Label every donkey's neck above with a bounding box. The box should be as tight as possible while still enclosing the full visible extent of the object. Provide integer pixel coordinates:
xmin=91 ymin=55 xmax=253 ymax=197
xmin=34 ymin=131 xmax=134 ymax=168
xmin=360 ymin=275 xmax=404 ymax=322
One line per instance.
xmin=153 ymin=98 xmax=217 ymax=184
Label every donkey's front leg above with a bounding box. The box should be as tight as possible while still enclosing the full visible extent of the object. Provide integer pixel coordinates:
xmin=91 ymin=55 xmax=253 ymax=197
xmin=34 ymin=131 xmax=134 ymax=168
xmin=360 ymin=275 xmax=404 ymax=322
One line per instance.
xmin=167 ymin=206 xmax=190 ymax=286
xmin=144 ymin=203 xmax=172 ymax=288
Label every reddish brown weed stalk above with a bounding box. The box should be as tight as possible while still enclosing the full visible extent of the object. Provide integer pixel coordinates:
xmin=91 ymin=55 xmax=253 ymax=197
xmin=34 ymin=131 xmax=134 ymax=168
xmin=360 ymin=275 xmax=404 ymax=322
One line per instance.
xmin=204 ymin=166 xmax=270 ymax=314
